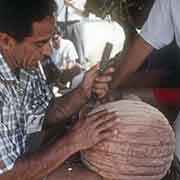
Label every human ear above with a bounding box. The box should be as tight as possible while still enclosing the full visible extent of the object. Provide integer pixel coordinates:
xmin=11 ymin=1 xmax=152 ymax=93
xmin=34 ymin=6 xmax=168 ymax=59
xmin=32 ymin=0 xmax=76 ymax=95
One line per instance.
xmin=0 ymin=33 xmax=16 ymax=51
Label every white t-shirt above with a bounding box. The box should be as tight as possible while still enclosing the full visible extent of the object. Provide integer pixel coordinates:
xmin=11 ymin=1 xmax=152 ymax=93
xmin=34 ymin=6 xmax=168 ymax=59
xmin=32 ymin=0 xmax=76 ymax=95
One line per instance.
xmin=51 ymin=38 xmax=78 ymax=69
xmin=140 ymin=0 xmax=180 ymax=49
xmin=56 ymin=0 xmax=87 ymax=22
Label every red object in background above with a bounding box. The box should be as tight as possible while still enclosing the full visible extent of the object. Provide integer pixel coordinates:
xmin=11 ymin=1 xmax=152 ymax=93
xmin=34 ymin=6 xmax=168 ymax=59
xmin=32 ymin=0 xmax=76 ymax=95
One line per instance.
xmin=153 ymin=88 xmax=180 ymax=106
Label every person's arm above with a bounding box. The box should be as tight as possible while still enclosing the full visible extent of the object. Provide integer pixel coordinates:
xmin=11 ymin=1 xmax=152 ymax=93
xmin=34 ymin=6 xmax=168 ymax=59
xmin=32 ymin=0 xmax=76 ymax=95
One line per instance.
xmin=45 ymin=65 xmax=98 ymax=126
xmin=110 ymin=35 xmax=154 ymax=89
xmin=45 ymin=65 xmax=115 ymax=126
xmin=0 ymin=134 xmax=78 ymax=180
xmin=46 ymin=84 xmax=88 ymax=126
xmin=0 ymin=109 xmax=119 ymax=180
xmin=64 ymin=0 xmax=84 ymax=16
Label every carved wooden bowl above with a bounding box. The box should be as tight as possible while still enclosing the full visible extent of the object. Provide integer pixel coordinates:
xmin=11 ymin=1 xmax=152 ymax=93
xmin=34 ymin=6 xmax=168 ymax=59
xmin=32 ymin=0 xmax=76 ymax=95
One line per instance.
xmin=81 ymin=100 xmax=175 ymax=180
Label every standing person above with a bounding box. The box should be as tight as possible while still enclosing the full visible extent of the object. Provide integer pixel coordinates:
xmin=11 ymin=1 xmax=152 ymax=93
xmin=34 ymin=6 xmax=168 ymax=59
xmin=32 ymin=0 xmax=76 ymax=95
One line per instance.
xmin=111 ymin=0 xmax=180 ymax=89
xmin=55 ymin=0 xmax=87 ymax=67
xmin=0 ymin=0 xmax=117 ymax=179
xmin=109 ymin=0 xmax=180 ymax=178
xmin=127 ymin=0 xmax=179 ymax=87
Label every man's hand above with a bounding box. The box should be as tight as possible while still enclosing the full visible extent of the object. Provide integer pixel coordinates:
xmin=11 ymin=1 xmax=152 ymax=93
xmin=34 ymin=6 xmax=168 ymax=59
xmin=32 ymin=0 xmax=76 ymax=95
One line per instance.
xmin=93 ymin=67 xmax=115 ymax=99
xmin=78 ymin=64 xmax=99 ymax=100
xmin=69 ymin=110 xmax=120 ymax=150
xmin=78 ymin=65 xmax=115 ymax=101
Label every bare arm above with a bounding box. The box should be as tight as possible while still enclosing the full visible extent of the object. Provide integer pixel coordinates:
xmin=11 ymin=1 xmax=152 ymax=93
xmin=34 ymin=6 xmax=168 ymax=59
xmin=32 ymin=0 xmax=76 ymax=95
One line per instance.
xmin=0 ymin=110 xmax=119 ymax=180
xmin=45 ymin=65 xmax=115 ymax=126
xmin=45 ymin=85 xmax=88 ymax=126
xmin=110 ymin=35 xmax=154 ymax=89
xmin=45 ymin=65 xmax=98 ymax=126
xmin=64 ymin=0 xmax=84 ymax=16
xmin=0 ymin=135 xmax=79 ymax=180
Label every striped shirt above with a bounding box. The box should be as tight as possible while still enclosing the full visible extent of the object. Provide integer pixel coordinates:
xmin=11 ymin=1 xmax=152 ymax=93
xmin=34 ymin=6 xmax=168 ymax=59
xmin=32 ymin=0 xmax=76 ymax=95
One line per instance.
xmin=0 ymin=55 xmax=53 ymax=174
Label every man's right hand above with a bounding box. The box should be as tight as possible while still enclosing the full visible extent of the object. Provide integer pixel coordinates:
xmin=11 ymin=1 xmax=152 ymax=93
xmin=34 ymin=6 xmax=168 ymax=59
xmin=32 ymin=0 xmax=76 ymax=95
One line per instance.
xmin=69 ymin=110 xmax=120 ymax=150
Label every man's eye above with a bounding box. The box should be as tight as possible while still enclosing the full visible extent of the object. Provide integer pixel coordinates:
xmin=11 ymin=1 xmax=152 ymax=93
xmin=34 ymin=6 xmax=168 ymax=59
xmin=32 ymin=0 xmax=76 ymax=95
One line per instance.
xmin=34 ymin=43 xmax=44 ymax=48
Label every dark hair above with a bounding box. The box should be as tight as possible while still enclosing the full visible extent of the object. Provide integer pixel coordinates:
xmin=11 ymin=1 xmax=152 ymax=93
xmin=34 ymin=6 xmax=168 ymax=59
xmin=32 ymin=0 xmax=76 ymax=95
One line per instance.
xmin=0 ymin=0 xmax=58 ymax=42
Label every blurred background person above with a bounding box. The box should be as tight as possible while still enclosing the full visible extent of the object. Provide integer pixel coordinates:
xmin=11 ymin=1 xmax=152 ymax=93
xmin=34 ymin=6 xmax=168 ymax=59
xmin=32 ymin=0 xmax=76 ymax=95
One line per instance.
xmin=55 ymin=0 xmax=87 ymax=67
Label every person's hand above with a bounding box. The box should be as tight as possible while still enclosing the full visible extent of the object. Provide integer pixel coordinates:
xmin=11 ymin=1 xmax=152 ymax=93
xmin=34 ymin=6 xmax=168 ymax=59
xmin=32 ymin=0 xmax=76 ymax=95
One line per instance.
xmin=69 ymin=109 xmax=120 ymax=150
xmin=78 ymin=64 xmax=99 ymax=100
xmin=93 ymin=67 xmax=115 ymax=99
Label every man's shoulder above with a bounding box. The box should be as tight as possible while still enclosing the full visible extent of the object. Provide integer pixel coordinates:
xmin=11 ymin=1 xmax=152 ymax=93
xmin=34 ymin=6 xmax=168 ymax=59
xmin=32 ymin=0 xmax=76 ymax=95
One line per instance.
xmin=60 ymin=39 xmax=76 ymax=52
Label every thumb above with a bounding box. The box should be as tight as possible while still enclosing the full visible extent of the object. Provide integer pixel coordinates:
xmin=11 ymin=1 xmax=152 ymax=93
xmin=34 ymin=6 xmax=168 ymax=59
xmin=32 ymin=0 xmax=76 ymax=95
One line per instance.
xmin=79 ymin=104 xmax=91 ymax=120
xmin=86 ymin=64 xmax=99 ymax=80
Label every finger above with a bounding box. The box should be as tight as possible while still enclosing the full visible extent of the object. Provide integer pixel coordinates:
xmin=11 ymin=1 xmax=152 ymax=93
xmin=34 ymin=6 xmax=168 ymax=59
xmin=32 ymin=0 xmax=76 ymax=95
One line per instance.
xmin=103 ymin=67 xmax=115 ymax=75
xmin=95 ymin=89 xmax=107 ymax=98
xmin=96 ymin=117 xmax=120 ymax=133
xmin=87 ymin=64 xmax=99 ymax=76
xmin=93 ymin=83 xmax=109 ymax=91
xmin=93 ymin=111 xmax=119 ymax=127
xmin=98 ymin=129 xmax=117 ymax=141
xmin=95 ymin=76 xmax=112 ymax=83
xmin=82 ymin=65 xmax=99 ymax=93
xmin=84 ymin=65 xmax=99 ymax=84
xmin=87 ymin=109 xmax=108 ymax=121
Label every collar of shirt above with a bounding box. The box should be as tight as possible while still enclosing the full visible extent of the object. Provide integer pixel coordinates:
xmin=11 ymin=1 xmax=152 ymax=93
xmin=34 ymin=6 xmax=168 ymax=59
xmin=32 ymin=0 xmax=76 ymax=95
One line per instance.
xmin=0 ymin=54 xmax=53 ymax=175
xmin=0 ymin=54 xmax=40 ymax=83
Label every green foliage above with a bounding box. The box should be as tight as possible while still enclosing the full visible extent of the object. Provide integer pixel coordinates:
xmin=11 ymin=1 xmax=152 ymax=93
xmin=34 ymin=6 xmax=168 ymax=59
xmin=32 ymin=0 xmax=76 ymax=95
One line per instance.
xmin=85 ymin=0 xmax=154 ymax=23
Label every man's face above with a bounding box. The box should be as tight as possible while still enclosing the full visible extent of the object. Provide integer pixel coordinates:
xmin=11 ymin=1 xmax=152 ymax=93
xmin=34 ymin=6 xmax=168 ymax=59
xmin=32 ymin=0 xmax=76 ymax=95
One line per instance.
xmin=13 ymin=16 xmax=59 ymax=70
